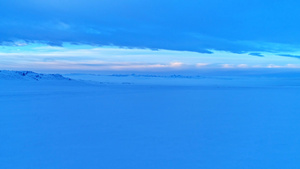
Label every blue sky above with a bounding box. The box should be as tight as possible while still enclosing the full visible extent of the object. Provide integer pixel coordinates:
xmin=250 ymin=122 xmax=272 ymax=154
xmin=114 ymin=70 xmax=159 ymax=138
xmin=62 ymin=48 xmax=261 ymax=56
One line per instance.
xmin=1 ymin=0 xmax=300 ymax=71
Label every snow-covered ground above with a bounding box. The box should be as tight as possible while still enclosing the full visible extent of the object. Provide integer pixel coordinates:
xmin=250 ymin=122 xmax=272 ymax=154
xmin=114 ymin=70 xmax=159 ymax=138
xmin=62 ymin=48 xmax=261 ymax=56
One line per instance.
xmin=1 ymin=70 xmax=300 ymax=169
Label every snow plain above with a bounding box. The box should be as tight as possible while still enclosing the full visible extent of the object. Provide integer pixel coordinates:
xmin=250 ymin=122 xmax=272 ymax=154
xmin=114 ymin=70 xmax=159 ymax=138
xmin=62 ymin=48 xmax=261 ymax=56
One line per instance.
xmin=1 ymin=70 xmax=300 ymax=169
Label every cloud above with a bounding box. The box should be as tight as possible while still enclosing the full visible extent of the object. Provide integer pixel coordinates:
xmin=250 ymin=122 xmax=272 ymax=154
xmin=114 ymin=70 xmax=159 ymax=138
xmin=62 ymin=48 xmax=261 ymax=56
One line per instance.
xmin=196 ymin=63 xmax=209 ymax=67
xmin=1 ymin=0 xmax=300 ymax=54
xmin=222 ymin=64 xmax=235 ymax=68
xmin=237 ymin=64 xmax=248 ymax=68
xmin=286 ymin=64 xmax=299 ymax=68
xmin=4 ymin=43 xmax=300 ymax=71
xmin=267 ymin=64 xmax=288 ymax=68
xmin=278 ymin=54 xmax=300 ymax=59
xmin=108 ymin=62 xmax=183 ymax=70
xmin=1 ymin=60 xmax=186 ymax=71
xmin=170 ymin=62 xmax=183 ymax=67
xmin=249 ymin=53 xmax=264 ymax=57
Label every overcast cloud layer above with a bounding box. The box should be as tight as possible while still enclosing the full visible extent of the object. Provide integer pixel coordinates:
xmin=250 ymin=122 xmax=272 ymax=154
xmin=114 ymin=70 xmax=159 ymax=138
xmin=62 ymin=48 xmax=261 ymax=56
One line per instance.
xmin=1 ymin=0 xmax=300 ymax=54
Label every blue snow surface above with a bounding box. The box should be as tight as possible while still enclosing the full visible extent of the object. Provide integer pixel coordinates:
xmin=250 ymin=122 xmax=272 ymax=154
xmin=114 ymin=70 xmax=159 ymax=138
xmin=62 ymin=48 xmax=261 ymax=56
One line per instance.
xmin=1 ymin=70 xmax=300 ymax=169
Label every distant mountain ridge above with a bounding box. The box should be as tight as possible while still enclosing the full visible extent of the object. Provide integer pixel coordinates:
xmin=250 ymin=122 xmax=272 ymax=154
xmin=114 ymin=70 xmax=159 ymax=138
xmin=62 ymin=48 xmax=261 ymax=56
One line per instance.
xmin=0 ymin=70 xmax=72 ymax=81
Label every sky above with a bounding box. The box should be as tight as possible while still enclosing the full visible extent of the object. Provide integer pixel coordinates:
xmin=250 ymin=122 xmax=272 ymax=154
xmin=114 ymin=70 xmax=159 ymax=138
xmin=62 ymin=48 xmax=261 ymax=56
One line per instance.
xmin=1 ymin=0 xmax=300 ymax=72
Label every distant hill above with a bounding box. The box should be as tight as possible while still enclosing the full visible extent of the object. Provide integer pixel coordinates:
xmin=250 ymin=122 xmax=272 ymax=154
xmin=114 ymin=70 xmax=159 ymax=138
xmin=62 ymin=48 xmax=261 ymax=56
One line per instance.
xmin=0 ymin=70 xmax=72 ymax=81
